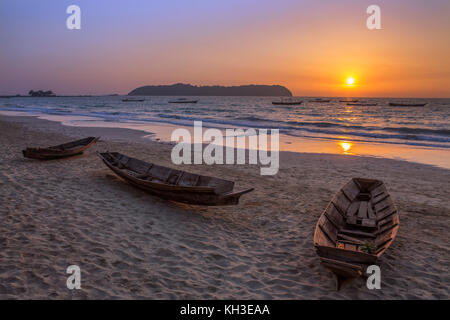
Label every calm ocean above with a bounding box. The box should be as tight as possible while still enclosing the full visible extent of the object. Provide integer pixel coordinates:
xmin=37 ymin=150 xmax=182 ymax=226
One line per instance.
xmin=1 ymin=96 xmax=449 ymax=167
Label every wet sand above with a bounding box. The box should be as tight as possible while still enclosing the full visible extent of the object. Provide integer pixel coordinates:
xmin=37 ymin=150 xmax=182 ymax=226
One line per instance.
xmin=0 ymin=115 xmax=449 ymax=299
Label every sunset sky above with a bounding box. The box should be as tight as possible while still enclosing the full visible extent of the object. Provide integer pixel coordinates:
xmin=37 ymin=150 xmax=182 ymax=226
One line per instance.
xmin=1 ymin=0 xmax=449 ymax=97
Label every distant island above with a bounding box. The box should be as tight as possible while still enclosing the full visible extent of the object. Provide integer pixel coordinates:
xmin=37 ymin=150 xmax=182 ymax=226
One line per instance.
xmin=28 ymin=90 xmax=56 ymax=97
xmin=128 ymin=83 xmax=292 ymax=96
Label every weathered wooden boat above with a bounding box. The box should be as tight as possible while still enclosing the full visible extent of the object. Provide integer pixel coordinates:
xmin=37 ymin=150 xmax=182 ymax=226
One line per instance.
xmin=347 ymin=103 xmax=378 ymax=106
xmin=314 ymin=178 xmax=399 ymax=290
xmin=97 ymin=152 xmax=254 ymax=205
xmin=23 ymin=137 xmax=99 ymax=160
xmin=389 ymin=102 xmax=427 ymax=107
xmin=122 ymin=98 xmax=145 ymax=102
xmin=272 ymin=100 xmax=303 ymax=105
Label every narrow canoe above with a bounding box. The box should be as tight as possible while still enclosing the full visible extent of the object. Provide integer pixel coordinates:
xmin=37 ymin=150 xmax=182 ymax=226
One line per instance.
xmin=272 ymin=101 xmax=303 ymax=105
xmin=23 ymin=137 xmax=99 ymax=160
xmin=122 ymin=99 xmax=145 ymax=102
xmin=347 ymin=103 xmax=378 ymax=106
xmin=389 ymin=102 xmax=427 ymax=107
xmin=97 ymin=152 xmax=254 ymax=206
xmin=168 ymin=100 xmax=198 ymax=104
xmin=314 ymin=178 xmax=399 ymax=289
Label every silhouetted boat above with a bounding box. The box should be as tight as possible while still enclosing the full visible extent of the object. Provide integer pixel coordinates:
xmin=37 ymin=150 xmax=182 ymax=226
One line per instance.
xmin=23 ymin=137 xmax=99 ymax=160
xmin=347 ymin=103 xmax=378 ymax=106
xmin=310 ymin=98 xmax=331 ymax=103
xmin=389 ymin=102 xmax=427 ymax=107
xmin=168 ymin=98 xmax=198 ymax=104
xmin=340 ymin=99 xmax=359 ymax=103
xmin=272 ymin=100 xmax=303 ymax=105
xmin=314 ymin=178 xmax=399 ymax=290
xmin=122 ymin=98 xmax=145 ymax=102
xmin=97 ymin=152 xmax=254 ymax=206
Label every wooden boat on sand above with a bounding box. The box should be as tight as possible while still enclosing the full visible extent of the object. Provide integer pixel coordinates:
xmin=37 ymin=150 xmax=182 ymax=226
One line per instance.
xmin=389 ymin=102 xmax=427 ymax=107
xmin=23 ymin=137 xmax=99 ymax=160
xmin=314 ymin=178 xmax=399 ymax=289
xmin=97 ymin=152 xmax=254 ymax=205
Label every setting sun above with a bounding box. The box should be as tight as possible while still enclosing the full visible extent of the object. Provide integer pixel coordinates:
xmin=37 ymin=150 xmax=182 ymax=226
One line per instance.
xmin=346 ymin=77 xmax=355 ymax=86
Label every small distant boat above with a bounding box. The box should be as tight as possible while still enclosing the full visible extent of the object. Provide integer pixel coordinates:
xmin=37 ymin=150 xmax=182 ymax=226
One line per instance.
xmin=314 ymin=178 xmax=399 ymax=290
xmin=310 ymin=98 xmax=331 ymax=103
xmin=347 ymin=103 xmax=378 ymax=106
xmin=122 ymin=98 xmax=145 ymax=102
xmin=168 ymin=98 xmax=198 ymax=104
xmin=389 ymin=102 xmax=427 ymax=107
xmin=340 ymin=99 xmax=359 ymax=103
xmin=97 ymin=152 xmax=254 ymax=206
xmin=23 ymin=137 xmax=99 ymax=160
xmin=272 ymin=100 xmax=303 ymax=105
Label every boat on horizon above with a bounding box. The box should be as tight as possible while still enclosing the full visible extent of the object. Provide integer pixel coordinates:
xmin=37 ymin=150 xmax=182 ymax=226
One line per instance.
xmin=389 ymin=102 xmax=427 ymax=107
xmin=339 ymin=99 xmax=359 ymax=103
xmin=272 ymin=99 xmax=303 ymax=105
xmin=168 ymin=98 xmax=198 ymax=104
xmin=310 ymin=98 xmax=331 ymax=103
xmin=122 ymin=98 xmax=145 ymax=102
xmin=347 ymin=102 xmax=378 ymax=106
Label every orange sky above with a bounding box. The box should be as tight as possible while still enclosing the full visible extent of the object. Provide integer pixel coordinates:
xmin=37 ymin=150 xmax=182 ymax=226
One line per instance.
xmin=1 ymin=0 xmax=449 ymax=97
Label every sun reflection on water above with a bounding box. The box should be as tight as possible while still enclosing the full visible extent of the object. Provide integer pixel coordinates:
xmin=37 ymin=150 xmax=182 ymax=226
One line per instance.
xmin=339 ymin=142 xmax=353 ymax=154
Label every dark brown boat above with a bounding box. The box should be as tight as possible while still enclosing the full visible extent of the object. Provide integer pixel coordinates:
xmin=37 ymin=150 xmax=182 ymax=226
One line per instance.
xmin=272 ymin=100 xmax=303 ymax=105
xmin=339 ymin=99 xmax=359 ymax=103
xmin=389 ymin=102 xmax=427 ymax=107
xmin=97 ymin=152 xmax=254 ymax=205
xmin=314 ymin=178 xmax=399 ymax=290
xmin=347 ymin=103 xmax=378 ymax=106
xmin=168 ymin=99 xmax=198 ymax=104
xmin=23 ymin=137 xmax=99 ymax=160
xmin=122 ymin=98 xmax=145 ymax=102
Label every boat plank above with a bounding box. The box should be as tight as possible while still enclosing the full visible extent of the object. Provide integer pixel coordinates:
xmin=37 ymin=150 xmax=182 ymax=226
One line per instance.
xmin=325 ymin=204 xmax=345 ymax=228
xmin=374 ymin=196 xmax=394 ymax=213
xmin=339 ymin=229 xmax=376 ymax=239
xmin=318 ymin=215 xmax=338 ymax=243
xmin=342 ymin=180 xmax=360 ymax=201
xmin=346 ymin=201 xmax=360 ymax=217
xmin=367 ymin=204 xmax=376 ymax=219
xmin=358 ymin=201 xmax=368 ymax=219
xmin=332 ymin=191 xmax=351 ymax=214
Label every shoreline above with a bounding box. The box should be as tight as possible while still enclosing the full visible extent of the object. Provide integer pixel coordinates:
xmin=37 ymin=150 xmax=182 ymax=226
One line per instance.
xmin=0 ymin=114 xmax=449 ymax=299
xmin=1 ymin=111 xmax=449 ymax=170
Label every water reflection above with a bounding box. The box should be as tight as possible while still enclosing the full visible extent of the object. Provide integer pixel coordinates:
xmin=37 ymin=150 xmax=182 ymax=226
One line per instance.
xmin=339 ymin=141 xmax=353 ymax=154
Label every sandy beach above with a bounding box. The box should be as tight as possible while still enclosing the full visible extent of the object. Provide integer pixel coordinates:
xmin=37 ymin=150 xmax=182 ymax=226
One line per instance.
xmin=0 ymin=114 xmax=449 ymax=299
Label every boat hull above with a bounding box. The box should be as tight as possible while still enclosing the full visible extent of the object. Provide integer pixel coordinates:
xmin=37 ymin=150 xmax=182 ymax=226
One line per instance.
xmin=272 ymin=101 xmax=303 ymax=105
xmin=97 ymin=152 xmax=253 ymax=206
xmin=389 ymin=102 xmax=426 ymax=107
xmin=313 ymin=178 xmax=399 ymax=289
xmin=168 ymin=100 xmax=198 ymax=104
xmin=22 ymin=137 xmax=99 ymax=160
